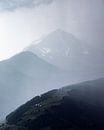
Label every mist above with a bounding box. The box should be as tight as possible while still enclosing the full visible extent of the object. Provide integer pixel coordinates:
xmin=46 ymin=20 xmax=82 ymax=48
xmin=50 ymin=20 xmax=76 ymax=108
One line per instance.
xmin=0 ymin=0 xmax=104 ymax=122
xmin=0 ymin=0 xmax=104 ymax=60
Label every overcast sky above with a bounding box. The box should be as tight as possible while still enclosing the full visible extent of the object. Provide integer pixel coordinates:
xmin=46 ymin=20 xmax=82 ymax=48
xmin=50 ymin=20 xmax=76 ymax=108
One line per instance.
xmin=0 ymin=0 xmax=104 ymax=60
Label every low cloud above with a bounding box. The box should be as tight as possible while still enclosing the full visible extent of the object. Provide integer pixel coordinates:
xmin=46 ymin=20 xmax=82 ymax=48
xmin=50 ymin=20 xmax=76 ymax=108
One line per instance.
xmin=0 ymin=0 xmax=53 ymax=11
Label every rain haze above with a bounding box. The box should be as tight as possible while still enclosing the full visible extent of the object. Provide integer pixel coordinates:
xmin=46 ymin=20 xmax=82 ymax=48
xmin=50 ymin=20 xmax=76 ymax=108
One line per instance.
xmin=0 ymin=0 xmax=104 ymax=60
xmin=0 ymin=0 xmax=104 ymax=122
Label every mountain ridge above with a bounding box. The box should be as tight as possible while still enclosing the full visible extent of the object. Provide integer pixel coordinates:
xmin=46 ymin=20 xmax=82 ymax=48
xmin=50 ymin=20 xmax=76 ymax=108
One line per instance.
xmin=0 ymin=51 xmax=68 ymax=119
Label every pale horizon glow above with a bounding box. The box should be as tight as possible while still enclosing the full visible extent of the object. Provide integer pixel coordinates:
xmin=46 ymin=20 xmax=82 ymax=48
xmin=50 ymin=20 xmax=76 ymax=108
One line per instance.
xmin=0 ymin=0 xmax=64 ymax=61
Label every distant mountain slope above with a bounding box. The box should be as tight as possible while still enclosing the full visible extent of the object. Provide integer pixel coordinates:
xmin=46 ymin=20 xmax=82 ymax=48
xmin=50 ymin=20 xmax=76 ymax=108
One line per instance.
xmin=0 ymin=51 xmax=68 ymax=119
xmin=27 ymin=29 xmax=104 ymax=77
xmin=1 ymin=78 xmax=104 ymax=130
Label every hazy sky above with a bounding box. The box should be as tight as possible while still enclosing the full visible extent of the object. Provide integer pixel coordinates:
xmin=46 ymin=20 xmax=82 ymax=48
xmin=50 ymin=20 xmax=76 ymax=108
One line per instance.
xmin=0 ymin=0 xmax=104 ymax=60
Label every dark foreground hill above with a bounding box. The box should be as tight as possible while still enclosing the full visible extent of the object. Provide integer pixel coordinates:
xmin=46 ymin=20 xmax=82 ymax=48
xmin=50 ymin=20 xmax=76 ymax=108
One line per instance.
xmin=1 ymin=78 xmax=104 ymax=130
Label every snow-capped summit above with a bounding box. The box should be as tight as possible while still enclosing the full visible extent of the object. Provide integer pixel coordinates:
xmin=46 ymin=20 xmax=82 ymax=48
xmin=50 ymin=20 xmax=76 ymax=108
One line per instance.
xmin=27 ymin=29 xmax=83 ymax=68
xmin=27 ymin=29 xmax=104 ymax=73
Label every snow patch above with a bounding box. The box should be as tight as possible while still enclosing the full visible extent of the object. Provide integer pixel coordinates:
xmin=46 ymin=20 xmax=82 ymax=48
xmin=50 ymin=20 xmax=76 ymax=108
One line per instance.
xmin=36 ymin=47 xmax=51 ymax=56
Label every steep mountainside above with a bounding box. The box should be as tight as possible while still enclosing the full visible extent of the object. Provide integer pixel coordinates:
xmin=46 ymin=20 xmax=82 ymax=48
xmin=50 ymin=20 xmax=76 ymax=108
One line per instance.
xmin=1 ymin=78 xmax=104 ymax=130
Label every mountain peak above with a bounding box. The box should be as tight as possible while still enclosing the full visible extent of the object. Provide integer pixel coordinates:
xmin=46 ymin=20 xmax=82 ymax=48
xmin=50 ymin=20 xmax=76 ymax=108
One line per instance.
xmin=47 ymin=29 xmax=70 ymax=39
xmin=26 ymin=29 xmax=80 ymax=59
xmin=52 ymin=29 xmax=67 ymax=35
xmin=27 ymin=28 xmax=104 ymax=75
